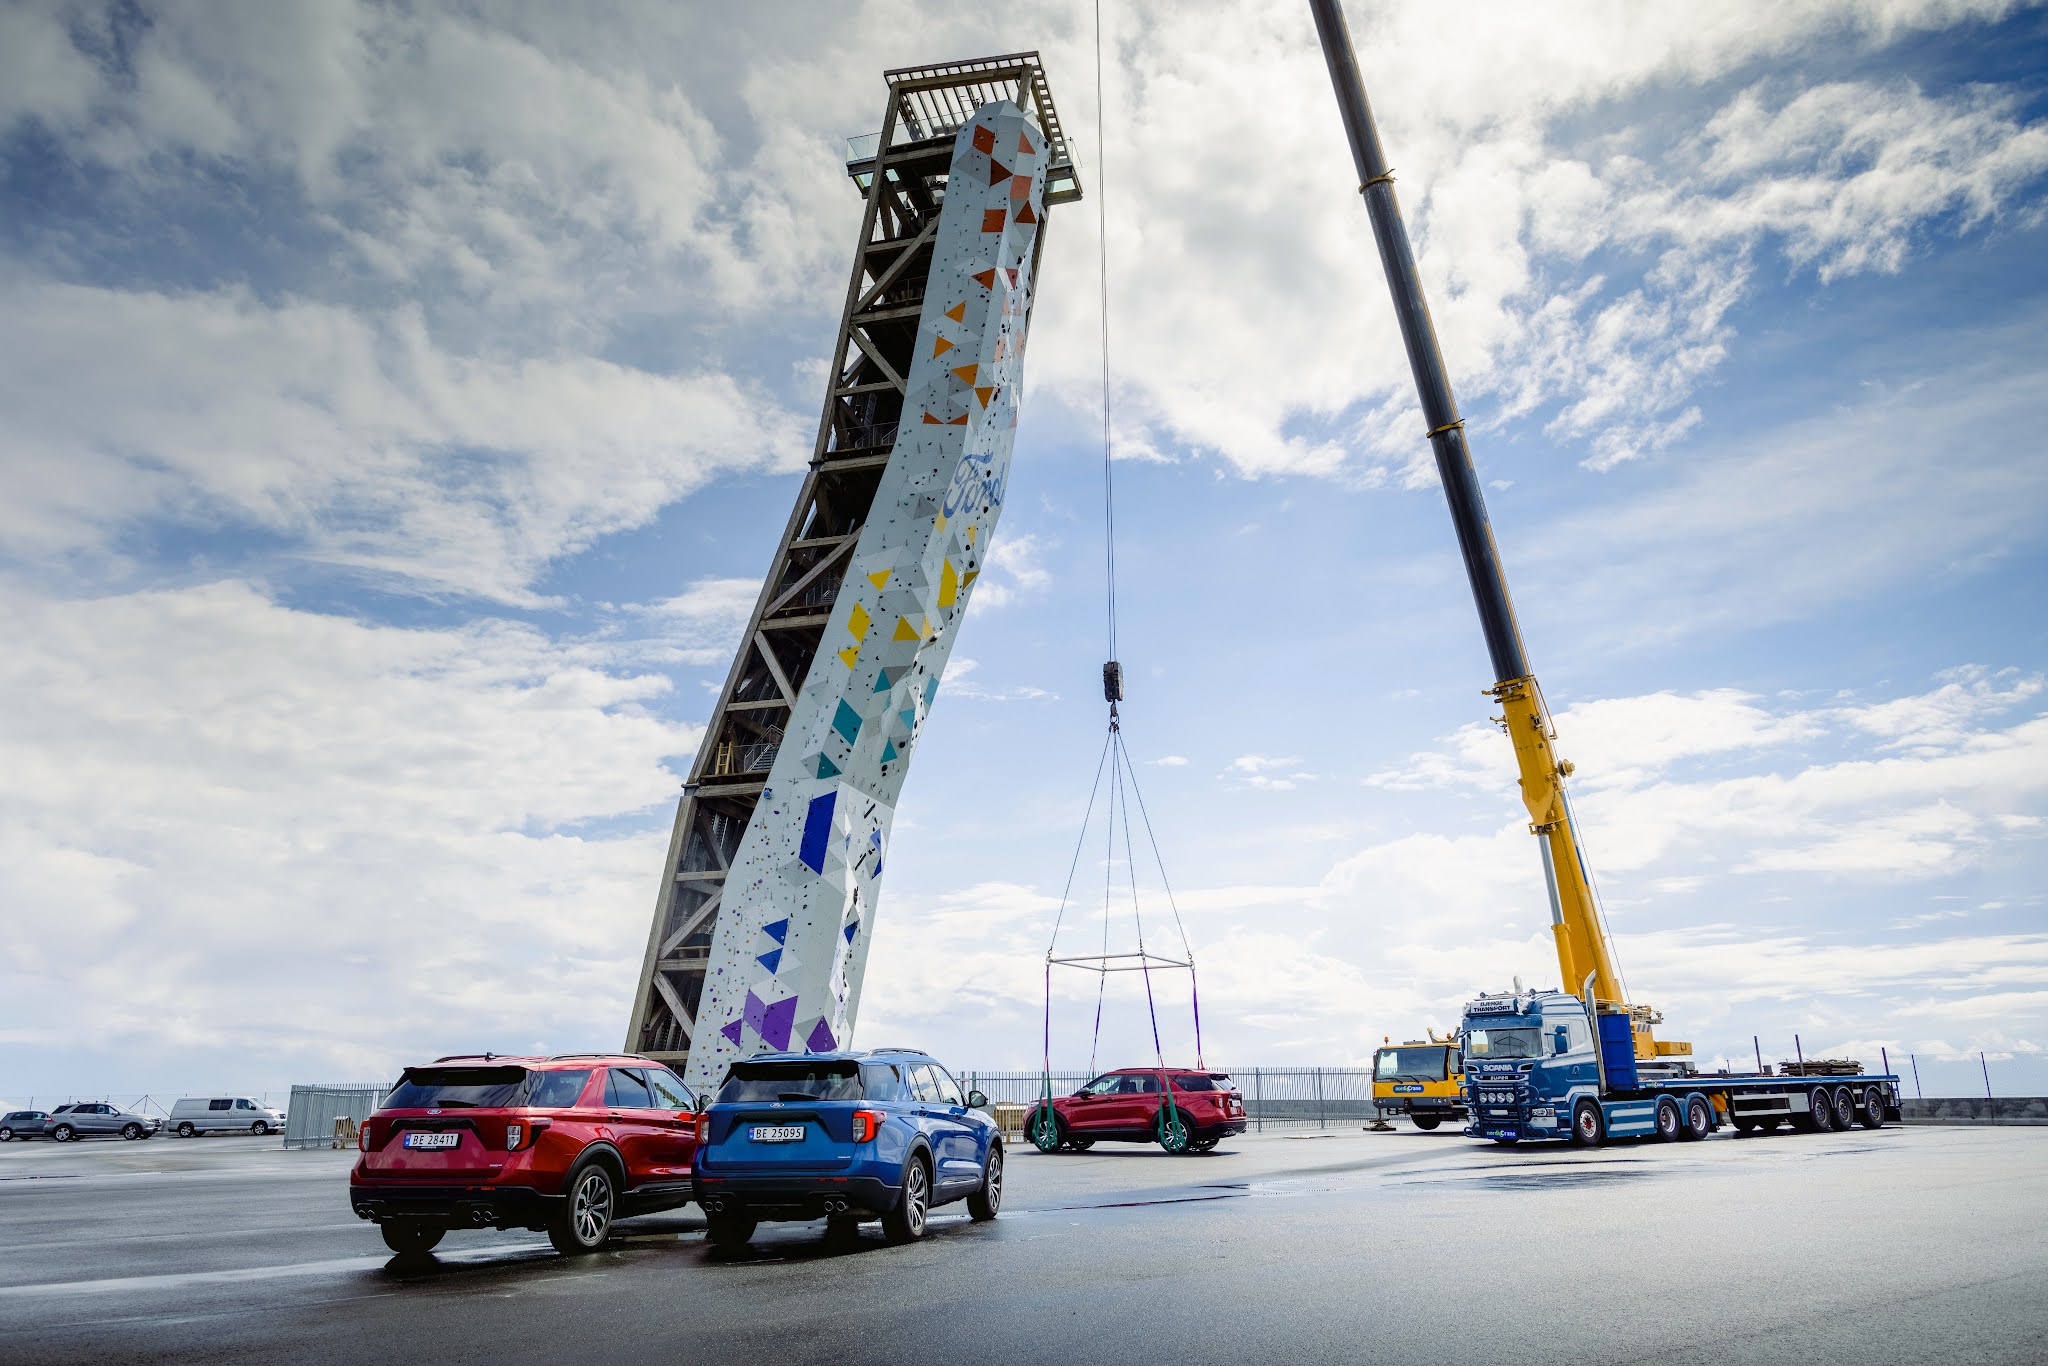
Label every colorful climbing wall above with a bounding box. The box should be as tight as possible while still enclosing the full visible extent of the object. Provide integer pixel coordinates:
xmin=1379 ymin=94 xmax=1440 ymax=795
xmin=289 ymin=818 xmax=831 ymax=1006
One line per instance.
xmin=681 ymin=101 xmax=1049 ymax=1094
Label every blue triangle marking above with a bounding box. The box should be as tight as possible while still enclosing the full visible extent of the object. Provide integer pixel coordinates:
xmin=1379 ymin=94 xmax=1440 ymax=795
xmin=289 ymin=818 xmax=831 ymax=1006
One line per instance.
xmin=762 ymin=918 xmax=789 ymax=944
xmin=757 ymin=948 xmax=782 ymax=974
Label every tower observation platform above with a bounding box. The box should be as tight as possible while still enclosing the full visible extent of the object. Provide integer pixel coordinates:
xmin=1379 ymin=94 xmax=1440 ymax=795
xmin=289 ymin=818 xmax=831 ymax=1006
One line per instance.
xmin=625 ymin=54 xmax=1080 ymax=1089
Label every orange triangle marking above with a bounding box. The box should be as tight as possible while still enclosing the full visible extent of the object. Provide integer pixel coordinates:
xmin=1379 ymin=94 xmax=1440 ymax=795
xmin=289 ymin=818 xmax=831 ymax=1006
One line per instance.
xmin=1017 ymin=131 xmax=1035 ymax=154
xmin=951 ymin=363 xmax=978 ymax=386
xmin=974 ymin=385 xmax=995 ymax=408
xmin=989 ymin=159 xmax=1011 ymax=186
xmin=922 ymin=412 xmax=943 ymax=424
xmin=971 ymin=268 xmax=996 ymax=289
xmin=1011 ymin=175 xmax=1031 ymax=199
xmin=947 ymin=414 xmax=969 ymax=425
xmin=1017 ymin=203 xmax=1038 ymax=225
xmin=933 ymin=335 xmax=954 ymax=357
xmin=972 ymin=126 xmax=995 ymax=154
xmin=943 ymin=301 xmax=966 ymax=322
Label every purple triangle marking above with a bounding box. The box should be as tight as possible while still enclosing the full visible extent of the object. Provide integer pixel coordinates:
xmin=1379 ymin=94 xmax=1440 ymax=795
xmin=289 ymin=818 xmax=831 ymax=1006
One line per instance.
xmin=806 ymin=1019 xmax=837 ymax=1053
xmin=720 ymin=1018 xmax=744 ymax=1046
xmin=742 ymin=990 xmax=767 ymax=1035
xmin=759 ymin=995 xmax=799 ymax=1051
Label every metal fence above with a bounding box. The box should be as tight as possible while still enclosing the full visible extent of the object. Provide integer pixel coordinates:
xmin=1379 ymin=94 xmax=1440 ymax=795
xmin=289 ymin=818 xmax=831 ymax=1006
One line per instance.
xmin=282 ymin=1084 xmax=391 ymax=1150
xmin=960 ymin=1068 xmax=1379 ymax=1131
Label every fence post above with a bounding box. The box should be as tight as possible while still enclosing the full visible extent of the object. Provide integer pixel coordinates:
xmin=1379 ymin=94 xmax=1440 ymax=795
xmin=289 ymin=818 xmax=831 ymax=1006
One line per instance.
xmin=1316 ymin=1068 xmax=1327 ymax=1130
xmin=1254 ymin=1068 xmax=1264 ymax=1134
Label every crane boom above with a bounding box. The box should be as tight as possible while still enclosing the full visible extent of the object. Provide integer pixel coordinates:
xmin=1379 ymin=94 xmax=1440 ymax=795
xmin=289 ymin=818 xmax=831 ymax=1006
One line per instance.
xmin=1307 ymin=0 xmax=1684 ymax=1059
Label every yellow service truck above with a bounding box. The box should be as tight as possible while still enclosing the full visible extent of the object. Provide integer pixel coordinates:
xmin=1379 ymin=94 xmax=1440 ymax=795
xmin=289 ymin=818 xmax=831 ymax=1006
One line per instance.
xmin=1372 ymin=1037 xmax=1466 ymax=1130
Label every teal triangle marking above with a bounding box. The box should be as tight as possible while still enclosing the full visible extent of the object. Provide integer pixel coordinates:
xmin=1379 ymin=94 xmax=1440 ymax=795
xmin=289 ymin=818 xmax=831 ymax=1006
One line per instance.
xmin=873 ymin=668 xmax=894 ymax=693
xmin=757 ymin=948 xmax=782 ymax=974
xmin=833 ymin=699 xmax=863 ymax=745
xmin=881 ymin=739 xmax=898 ymax=762
xmin=899 ymin=708 xmax=916 ymax=729
xmin=924 ymin=677 xmax=939 ymax=707
xmin=816 ymin=753 xmax=840 ymax=779
xmin=762 ymin=919 xmax=789 ymax=944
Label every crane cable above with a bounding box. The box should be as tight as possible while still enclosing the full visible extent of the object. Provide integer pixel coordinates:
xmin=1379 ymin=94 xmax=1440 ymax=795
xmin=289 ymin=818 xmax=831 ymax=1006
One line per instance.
xmin=1031 ymin=3 xmax=1203 ymax=1155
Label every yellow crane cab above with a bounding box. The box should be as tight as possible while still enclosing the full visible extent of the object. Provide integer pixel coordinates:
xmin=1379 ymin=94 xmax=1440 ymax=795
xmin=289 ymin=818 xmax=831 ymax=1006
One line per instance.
xmin=1371 ymin=1032 xmax=1467 ymax=1131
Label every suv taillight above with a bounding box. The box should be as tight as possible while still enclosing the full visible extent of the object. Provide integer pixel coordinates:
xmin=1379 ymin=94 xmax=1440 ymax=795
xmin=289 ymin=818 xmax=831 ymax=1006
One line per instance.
xmin=506 ymin=1118 xmax=549 ymax=1152
xmin=850 ymin=1109 xmax=884 ymax=1144
xmin=695 ymin=1112 xmax=710 ymax=1144
xmin=357 ymin=1120 xmax=372 ymax=1152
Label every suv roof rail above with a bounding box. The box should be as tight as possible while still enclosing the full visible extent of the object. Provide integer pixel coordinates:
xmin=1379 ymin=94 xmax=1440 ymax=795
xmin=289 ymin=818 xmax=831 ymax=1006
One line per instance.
xmin=430 ymin=1052 xmax=509 ymax=1062
xmin=867 ymin=1046 xmax=933 ymax=1057
xmin=546 ymin=1052 xmax=662 ymax=1063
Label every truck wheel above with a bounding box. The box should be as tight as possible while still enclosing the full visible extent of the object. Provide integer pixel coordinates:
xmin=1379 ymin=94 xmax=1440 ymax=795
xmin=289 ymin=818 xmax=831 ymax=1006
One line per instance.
xmin=380 ymin=1221 xmax=445 ymax=1258
xmin=1654 ymin=1099 xmax=1682 ymax=1142
xmin=547 ymin=1158 xmax=617 ymax=1255
xmin=1799 ymin=1088 xmax=1835 ymax=1132
xmin=1412 ymin=1115 xmax=1441 ymax=1131
xmin=1860 ymin=1086 xmax=1887 ymax=1130
xmin=882 ymin=1153 xmax=931 ymax=1244
xmin=1683 ymin=1097 xmax=1712 ymax=1140
xmin=1754 ymin=1115 xmax=1780 ymax=1133
xmin=1571 ymin=1100 xmax=1603 ymax=1148
xmin=1731 ymin=1117 xmax=1756 ymax=1134
xmin=1831 ymin=1088 xmax=1856 ymax=1131
xmin=177 ymin=1122 xmax=196 ymax=1137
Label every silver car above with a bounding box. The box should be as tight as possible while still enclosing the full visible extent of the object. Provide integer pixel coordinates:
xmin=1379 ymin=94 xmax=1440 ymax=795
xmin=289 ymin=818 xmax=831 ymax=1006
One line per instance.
xmin=44 ymin=1103 xmax=161 ymax=1142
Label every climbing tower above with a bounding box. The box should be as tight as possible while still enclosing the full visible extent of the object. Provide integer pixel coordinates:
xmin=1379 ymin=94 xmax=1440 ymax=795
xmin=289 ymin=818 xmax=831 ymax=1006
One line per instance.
xmin=625 ymin=55 xmax=1080 ymax=1092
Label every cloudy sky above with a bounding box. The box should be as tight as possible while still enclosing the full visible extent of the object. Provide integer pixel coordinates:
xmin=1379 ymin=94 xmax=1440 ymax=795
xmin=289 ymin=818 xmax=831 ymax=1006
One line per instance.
xmin=3 ymin=0 xmax=2045 ymax=1103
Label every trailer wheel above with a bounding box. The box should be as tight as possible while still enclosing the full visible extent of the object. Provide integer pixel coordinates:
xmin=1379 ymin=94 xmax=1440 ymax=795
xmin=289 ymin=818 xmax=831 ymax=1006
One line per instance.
xmin=1831 ymin=1088 xmax=1856 ymax=1132
xmin=1411 ymin=1115 xmax=1441 ymax=1131
xmin=1799 ymin=1087 xmax=1835 ymax=1132
xmin=1731 ymin=1117 xmax=1757 ymax=1134
xmin=1683 ymin=1096 xmax=1712 ymax=1140
xmin=1571 ymin=1100 xmax=1603 ymax=1148
xmin=1654 ymin=1099 xmax=1682 ymax=1142
xmin=1753 ymin=1114 xmax=1780 ymax=1134
xmin=1860 ymin=1086 xmax=1887 ymax=1130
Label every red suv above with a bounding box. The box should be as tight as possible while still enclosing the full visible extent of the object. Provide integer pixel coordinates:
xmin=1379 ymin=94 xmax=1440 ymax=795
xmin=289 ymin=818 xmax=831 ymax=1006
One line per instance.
xmin=349 ymin=1053 xmax=698 ymax=1257
xmin=1031 ymin=1067 xmax=1247 ymax=1153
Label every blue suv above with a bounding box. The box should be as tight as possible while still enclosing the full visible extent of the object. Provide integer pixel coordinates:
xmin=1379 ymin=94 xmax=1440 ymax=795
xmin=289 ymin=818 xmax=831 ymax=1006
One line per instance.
xmin=692 ymin=1048 xmax=1001 ymax=1247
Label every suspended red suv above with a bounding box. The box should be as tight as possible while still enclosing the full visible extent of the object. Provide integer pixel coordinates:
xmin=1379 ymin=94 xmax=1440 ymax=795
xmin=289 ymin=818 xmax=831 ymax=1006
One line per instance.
xmin=1032 ymin=1067 xmax=1246 ymax=1154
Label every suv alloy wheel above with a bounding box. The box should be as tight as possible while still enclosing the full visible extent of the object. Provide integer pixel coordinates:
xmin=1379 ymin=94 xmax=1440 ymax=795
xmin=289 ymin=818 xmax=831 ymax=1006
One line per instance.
xmin=882 ymin=1152 xmax=930 ymax=1244
xmin=968 ymin=1144 xmax=1003 ymax=1220
xmin=548 ymin=1159 xmax=616 ymax=1256
xmin=52 ymin=1124 xmax=75 ymax=1143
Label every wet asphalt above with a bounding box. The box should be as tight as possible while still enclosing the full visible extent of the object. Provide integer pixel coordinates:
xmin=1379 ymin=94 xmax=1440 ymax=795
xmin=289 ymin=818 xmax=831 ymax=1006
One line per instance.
xmin=0 ymin=1121 xmax=2042 ymax=1364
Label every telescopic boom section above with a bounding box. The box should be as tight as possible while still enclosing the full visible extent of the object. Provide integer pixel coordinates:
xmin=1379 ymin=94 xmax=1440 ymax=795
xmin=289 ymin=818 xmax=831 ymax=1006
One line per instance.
xmin=1307 ymin=0 xmax=1684 ymax=1060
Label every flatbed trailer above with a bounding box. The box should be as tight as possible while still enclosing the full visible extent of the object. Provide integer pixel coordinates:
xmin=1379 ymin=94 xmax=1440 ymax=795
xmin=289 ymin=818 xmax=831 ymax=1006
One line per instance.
xmin=1460 ymin=990 xmax=1902 ymax=1146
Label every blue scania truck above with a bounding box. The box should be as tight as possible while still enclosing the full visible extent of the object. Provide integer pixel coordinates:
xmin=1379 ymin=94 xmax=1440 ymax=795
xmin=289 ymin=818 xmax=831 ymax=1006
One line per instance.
xmin=1458 ymin=988 xmax=1901 ymax=1146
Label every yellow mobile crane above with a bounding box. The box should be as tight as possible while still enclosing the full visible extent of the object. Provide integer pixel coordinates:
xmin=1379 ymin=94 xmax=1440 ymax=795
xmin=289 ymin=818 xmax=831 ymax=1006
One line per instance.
xmin=1306 ymin=0 xmax=1686 ymax=1065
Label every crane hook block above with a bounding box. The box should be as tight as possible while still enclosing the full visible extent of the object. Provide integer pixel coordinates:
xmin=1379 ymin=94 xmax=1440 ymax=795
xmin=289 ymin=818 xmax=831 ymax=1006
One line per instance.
xmin=1103 ymin=660 xmax=1125 ymax=703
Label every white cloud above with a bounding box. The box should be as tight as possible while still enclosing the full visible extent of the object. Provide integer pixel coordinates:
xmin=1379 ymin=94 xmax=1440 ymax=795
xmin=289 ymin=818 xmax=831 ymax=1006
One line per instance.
xmin=0 ymin=281 xmax=805 ymax=601
xmin=967 ymin=531 xmax=1054 ymax=611
xmin=1225 ymin=753 xmax=1316 ymax=791
xmin=0 ymin=579 xmax=699 ymax=1076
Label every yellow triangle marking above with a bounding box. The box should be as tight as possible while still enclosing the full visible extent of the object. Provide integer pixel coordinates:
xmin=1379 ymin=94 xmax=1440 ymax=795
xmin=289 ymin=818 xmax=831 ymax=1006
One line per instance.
xmin=961 ymin=570 xmax=979 ymax=587
xmin=938 ymin=559 xmax=959 ymax=609
xmin=974 ymin=384 xmax=995 ymax=408
xmin=837 ymin=645 xmax=859 ymax=668
xmin=866 ymin=569 xmax=890 ymax=590
xmin=951 ymin=363 xmax=978 ymax=386
xmin=934 ymin=512 xmax=948 ymax=533
xmin=966 ymin=525 xmax=977 ymax=544
xmin=943 ymin=301 xmax=967 ymax=322
xmin=933 ymin=335 xmax=954 ymax=357
xmin=847 ymin=603 xmax=870 ymax=639
xmin=892 ymin=615 xmax=923 ymax=642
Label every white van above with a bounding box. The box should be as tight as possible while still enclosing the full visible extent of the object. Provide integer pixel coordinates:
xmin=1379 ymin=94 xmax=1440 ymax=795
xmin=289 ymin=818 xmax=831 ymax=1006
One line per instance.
xmin=169 ymin=1096 xmax=288 ymax=1137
